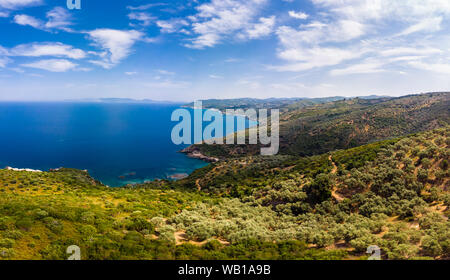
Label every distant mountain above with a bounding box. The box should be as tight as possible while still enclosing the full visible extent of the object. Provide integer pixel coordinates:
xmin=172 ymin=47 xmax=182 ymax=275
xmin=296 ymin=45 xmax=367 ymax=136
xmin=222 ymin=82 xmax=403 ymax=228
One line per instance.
xmin=355 ymin=95 xmax=392 ymax=99
xmin=183 ymin=97 xmax=347 ymax=112
xmin=64 ymin=98 xmax=183 ymax=104
xmin=187 ymin=92 xmax=449 ymax=158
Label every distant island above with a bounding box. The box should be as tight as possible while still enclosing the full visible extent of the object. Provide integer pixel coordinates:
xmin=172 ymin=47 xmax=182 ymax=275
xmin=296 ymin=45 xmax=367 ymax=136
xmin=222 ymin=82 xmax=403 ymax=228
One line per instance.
xmin=63 ymin=98 xmax=185 ymax=104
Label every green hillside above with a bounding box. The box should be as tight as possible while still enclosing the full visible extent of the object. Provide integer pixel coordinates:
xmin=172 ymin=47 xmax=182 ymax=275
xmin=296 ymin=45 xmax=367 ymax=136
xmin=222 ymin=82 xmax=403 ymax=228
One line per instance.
xmin=183 ymin=96 xmax=346 ymax=113
xmin=187 ymin=92 xmax=449 ymax=158
xmin=0 ymin=126 xmax=448 ymax=260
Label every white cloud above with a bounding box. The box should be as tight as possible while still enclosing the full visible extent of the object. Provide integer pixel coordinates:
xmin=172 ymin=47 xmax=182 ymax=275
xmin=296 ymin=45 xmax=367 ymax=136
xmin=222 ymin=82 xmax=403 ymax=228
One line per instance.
xmin=311 ymin=0 xmax=450 ymax=22
xmin=128 ymin=12 xmax=156 ymax=27
xmin=209 ymin=74 xmax=223 ymax=79
xmin=1 ymin=42 xmax=84 ymax=72
xmin=125 ymin=71 xmax=138 ymax=75
xmin=409 ymin=60 xmax=450 ymax=74
xmin=45 ymin=7 xmax=72 ymax=30
xmin=21 ymin=59 xmax=78 ymax=72
xmin=88 ymin=60 xmax=114 ymax=69
xmin=11 ymin=43 xmax=86 ymax=59
xmin=86 ymin=29 xmax=147 ymax=69
xmin=270 ymin=82 xmax=306 ymax=91
xmin=186 ymin=0 xmax=269 ymax=49
xmin=0 ymin=45 xmax=9 ymax=56
xmin=156 ymin=18 xmax=189 ymax=33
xmin=337 ymin=20 xmax=366 ymax=40
xmin=0 ymin=57 xmax=11 ymax=67
xmin=273 ymin=47 xmax=361 ymax=71
xmin=187 ymin=33 xmax=220 ymax=49
xmin=157 ymin=69 xmax=175 ymax=75
xmin=396 ymin=17 xmax=443 ymax=36
xmin=236 ymin=79 xmax=261 ymax=90
xmin=11 ymin=67 xmax=25 ymax=73
xmin=387 ymin=56 xmax=424 ymax=62
xmin=0 ymin=45 xmax=9 ymax=67
xmin=0 ymin=11 xmax=9 ymax=17
xmin=272 ymin=0 xmax=450 ymax=74
xmin=126 ymin=3 xmax=167 ymax=11
xmin=243 ymin=16 xmax=276 ymax=39
xmin=224 ymin=58 xmax=240 ymax=63
xmin=277 ymin=20 xmax=365 ymax=47
xmin=272 ymin=18 xmax=367 ymax=72
xmin=0 ymin=0 xmax=42 ymax=10
xmin=288 ymin=11 xmax=309 ymax=20
xmin=13 ymin=14 xmax=43 ymax=29
xmin=13 ymin=7 xmax=73 ymax=31
xmin=330 ymin=60 xmax=385 ymax=76
xmin=380 ymin=47 xmax=442 ymax=57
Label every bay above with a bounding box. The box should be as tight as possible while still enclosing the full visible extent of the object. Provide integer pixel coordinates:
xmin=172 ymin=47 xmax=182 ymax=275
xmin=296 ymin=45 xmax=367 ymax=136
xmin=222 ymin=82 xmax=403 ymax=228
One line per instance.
xmin=0 ymin=102 xmax=255 ymax=186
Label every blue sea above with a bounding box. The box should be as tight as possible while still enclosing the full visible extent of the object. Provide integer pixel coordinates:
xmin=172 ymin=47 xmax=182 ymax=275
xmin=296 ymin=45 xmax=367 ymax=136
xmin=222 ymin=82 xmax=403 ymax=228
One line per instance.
xmin=0 ymin=102 xmax=256 ymax=186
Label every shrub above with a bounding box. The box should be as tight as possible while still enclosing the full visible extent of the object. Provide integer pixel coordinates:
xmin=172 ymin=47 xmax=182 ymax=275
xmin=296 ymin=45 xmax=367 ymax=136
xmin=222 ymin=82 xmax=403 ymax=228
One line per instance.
xmin=417 ymin=169 xmax=428 ymax=183
xmin=15 ymin=218 xmax=33 ymax=231
xmin=349 ymin=234 xmax=376 ymax=253
xmin=157 ymin=225 xmax=176 ymax=243
xmin=186 ymin=222 xmax=215 ymax=241
xmin=387 ymin=244 xmax=418 ymax=260
xmin=0 ymin=248 xmax=15 ymax=258
xmin=421 ymin=236 xmax=442 ymax=257
xmin=421 ymin=158 xmax=431 ymax=169
xmin=150 ymin=217 xmax=166 ymax=228
xmin=42 ymin=217 xmax=63 ymax=233
xmin=126 ymin=217 xmax=155 ymax=234
xmin=304 ymin=174 xmax=333 ymax=204
xmin=2 ymin=230 xmax=23 ymax=240
xmin=34 ymin=209 xmax=49 ymax=220
xmin=79 ymin=225 xmax=97 ymax=237
xmin=0 ymin=238 xmax=15 ymax=248
xmin=440 ymin=160 xmax=448 ymax=170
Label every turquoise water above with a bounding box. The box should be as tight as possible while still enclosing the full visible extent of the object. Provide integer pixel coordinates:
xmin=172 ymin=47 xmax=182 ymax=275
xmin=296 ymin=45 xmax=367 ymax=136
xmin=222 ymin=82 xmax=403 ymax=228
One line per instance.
xmin=0 ymin=102 xmax=256 ymax=186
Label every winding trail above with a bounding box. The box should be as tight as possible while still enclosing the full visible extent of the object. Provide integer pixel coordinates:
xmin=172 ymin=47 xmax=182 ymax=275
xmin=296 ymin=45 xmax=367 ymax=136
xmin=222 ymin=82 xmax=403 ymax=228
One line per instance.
xmin=195 ymin=179 xmax=201 ymax=191
xmin=329 ymin=155 xmax=345 ymax=202
xmin=330 ymin=155 xmax=338 ymax=174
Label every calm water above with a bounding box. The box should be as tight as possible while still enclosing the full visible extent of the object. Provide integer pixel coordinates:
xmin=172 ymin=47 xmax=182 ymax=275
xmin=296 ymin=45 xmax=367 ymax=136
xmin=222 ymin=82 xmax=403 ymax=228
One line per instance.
xmin=0 ymin=102 xmax=255 ymax=186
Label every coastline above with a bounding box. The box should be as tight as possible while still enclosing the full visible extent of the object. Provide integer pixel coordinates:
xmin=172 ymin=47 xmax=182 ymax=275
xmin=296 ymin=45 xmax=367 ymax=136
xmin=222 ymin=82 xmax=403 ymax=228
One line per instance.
xmin=181 ymin=106 xmax=260 ymax=122
xmin=180 ymin=146 xmax=219 ymax=163
xmin=5 ymin=166 xmax=42 ymax=173
xmin=1 ymin=105 xmax=237 ymax=186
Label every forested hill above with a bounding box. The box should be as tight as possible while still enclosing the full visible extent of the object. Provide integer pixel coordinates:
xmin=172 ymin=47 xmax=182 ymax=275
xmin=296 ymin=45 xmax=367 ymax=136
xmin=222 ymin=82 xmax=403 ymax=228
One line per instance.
xmin=183 ymin=96 xmax=392 ymax=112
xmin=183 ymin=97 xmax=347 ymax=112
xmin=187 ymin=92 xmax=449 ymax=158
xmin=0 ymin=92 xmax=448 ymax=260
xmin=1 ymin=126 xmax=448 ymax=260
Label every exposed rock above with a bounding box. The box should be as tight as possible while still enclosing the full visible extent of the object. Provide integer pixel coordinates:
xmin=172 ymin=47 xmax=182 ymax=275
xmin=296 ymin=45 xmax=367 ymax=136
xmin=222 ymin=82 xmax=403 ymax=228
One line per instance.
xmin=180 ymin=147 xmax=219 ymax=163
xmin=5 ymin=167 xmax=42 ymax=172
xmin=168 ymin=173 xmax=189 ymax=180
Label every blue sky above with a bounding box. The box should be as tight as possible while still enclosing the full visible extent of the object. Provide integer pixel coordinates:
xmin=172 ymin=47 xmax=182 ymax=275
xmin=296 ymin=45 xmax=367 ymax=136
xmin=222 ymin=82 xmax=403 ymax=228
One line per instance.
xmin=1 ymin=0 xmax=450 ymax=101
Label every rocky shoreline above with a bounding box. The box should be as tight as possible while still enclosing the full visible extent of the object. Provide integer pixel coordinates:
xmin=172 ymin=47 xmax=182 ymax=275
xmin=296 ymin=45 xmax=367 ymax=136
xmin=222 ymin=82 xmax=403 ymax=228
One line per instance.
xmin=180 ymin=146 xmax=219 ymax=163
xmin=5 ymin=166 xmax=42 ymax=173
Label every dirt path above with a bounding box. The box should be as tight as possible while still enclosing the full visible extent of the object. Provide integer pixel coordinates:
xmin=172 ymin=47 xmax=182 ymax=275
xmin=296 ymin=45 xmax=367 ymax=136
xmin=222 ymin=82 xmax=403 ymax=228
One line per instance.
xmin=175 ymin=231 xmax=188 ymax=245
xmin=329 ymin=155 xmax=338 ymax=174
xmin=195 ymin=179 xmax=201 ymax=191
xmin=174 ymin=230 xmax=230 ymax=246
xmin=195 ymin=164 xmax=222 ymax=192
xmin=329 ymin=155 xmax=344 ymax=202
